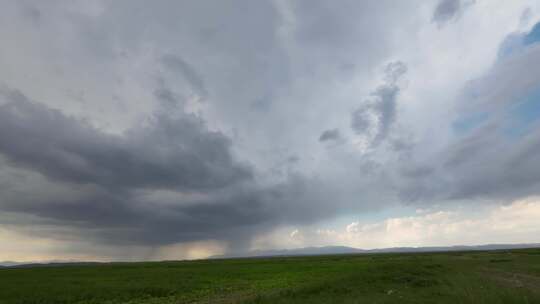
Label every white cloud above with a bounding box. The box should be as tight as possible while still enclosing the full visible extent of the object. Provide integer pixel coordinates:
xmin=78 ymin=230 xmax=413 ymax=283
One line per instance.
xmin=255 ymin=197 xmax=540 ymax=250
xmin=346 ymin=222 xmax=360 ymax=234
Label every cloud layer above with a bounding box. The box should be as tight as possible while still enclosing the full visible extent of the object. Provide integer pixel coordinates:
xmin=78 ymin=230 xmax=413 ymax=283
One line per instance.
xmin=255 ymin=197 xmax=540 ymax=250
xmin=1 ymin=0 xmax=540 ymax=260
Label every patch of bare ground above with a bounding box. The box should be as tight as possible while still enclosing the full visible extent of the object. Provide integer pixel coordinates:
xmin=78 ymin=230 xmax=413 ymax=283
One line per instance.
xmin=481 ymin=268 xmax=540 ymax=293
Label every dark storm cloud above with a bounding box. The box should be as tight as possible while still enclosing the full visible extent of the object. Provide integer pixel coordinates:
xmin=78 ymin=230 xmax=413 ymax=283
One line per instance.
xmin=0 ymin=88 xmax=258 ymax=245
xmin=0 ymin=88 xmax=340 ymax=247
xmin=432 ymin=0 xmax=473 ymax=27
xmin=1 ymin=186 xmax=269 ymax=245
xmin=351 ymin=61 xmax=407 ymax=146
xmin=0 ymin=89 xmax=251 ymax=192
xmin=0 ymin=164 xmax=337 ymax=248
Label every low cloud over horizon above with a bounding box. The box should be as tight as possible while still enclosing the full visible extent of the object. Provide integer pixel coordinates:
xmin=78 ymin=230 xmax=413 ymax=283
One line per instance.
xmin=1 ymin=0 xmax=540 ymax=261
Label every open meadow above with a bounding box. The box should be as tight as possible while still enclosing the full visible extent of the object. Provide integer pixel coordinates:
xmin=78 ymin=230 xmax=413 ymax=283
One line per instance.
xmin=1 ymin=248 xmax=540 ymax=304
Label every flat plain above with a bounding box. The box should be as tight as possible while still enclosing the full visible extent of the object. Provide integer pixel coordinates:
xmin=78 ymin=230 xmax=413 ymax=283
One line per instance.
xmin=1 ymin=248 xmax=540 ymax=304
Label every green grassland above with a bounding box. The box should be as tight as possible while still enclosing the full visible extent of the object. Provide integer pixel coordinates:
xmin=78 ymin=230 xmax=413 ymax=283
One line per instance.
xmin=1 ymin=249 xmax=540 ymax=304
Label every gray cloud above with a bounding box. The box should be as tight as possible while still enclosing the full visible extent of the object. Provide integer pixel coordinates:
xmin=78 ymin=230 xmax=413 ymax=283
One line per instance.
xmin=1 ymin=0 xmax=539 ymax=258
xmin=464 ymin=44 xmax=540 ymax=111
xmin=432 ymin=0 xmax=473 ymax=27
xmin=396 ymin=35 xmax=540 ymax=203
xmin=444 ymin=123 xmax=540 ymax=200
xmin=0 ymin=0 xmax=414 ymax=254
xmin=0 ymin=88 xmax=346 ymax=248
xmin=0 ymin=90 xmax=252 ymax=246
xmin=319 ymin=128 xmax=341 ymax=142
xmin=400 ymin=122 xmax=540 ymax=203
xmin=0 ymin=89 xmax=251 ymax=192
xmin=351 ymin=61 xmax=407 ymax=147
xmin=161 ymin=54 xmax=208 ymax=99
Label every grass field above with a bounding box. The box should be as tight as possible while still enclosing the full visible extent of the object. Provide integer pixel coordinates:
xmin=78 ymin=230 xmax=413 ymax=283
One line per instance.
xmin=1 ymin=249 xmax=540 ymax=304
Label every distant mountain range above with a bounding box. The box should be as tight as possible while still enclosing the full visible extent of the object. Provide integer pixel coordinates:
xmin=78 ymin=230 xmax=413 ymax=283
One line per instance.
xmin=0 ymin=260 xmax=100 ymax=268
xmin=210 ymin=243 xmax=540 ymax=259
xmin=0 ymin=261 xmax=22 ymax=267
xmin=3 ymin=243 xmax=540 ymax=267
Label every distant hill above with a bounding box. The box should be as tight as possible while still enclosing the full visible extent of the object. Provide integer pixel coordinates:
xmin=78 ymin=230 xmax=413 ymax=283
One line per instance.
xmin=213 ymin=246 xmax=361 ymax=259
xmin=3 ymin=243 xmax=540 ymax=267
xmin=0 ymin=261 xmax=21 ymax=267
xmin=0 ymin=260 xmax=100 ymax=268
xmin=210 ymin=243 xmax=540 ymax=259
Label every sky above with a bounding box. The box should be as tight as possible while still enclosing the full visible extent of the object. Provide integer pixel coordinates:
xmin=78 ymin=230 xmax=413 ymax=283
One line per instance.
xmin=1 ymin=0 xmax=540 ymax=262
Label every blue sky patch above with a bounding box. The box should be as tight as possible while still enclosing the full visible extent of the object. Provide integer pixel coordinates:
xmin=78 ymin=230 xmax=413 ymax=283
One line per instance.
xmin=498 ymin=20 xmax=540 ymax=59
xmin=505 ymin=86 xmax=540 ymax=137
xmin=524 ymin=21 xmax=540 ymax=46
xmin=452 ymin=111 xmax=489 ymax=134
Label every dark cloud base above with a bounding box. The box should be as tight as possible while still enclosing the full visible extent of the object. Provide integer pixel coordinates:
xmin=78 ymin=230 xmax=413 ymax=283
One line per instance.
xmin=0 ymin=89 xmax=339 ymax=248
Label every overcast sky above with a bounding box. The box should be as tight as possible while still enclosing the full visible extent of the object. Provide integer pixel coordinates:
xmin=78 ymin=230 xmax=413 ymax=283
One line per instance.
xmin=1 ymin=0 xmax=540 ymax=262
